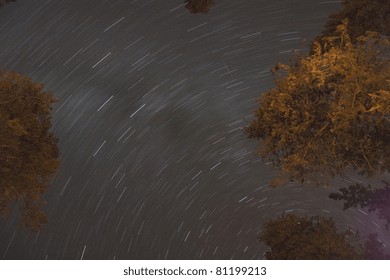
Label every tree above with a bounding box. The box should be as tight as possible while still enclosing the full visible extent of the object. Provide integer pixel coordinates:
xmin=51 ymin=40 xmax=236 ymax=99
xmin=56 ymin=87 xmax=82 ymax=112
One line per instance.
xmin=246 ymin=22 xmax=390 ymax=184
xmin=0 ymin=0 xmax=15 ymax=9
xmin=319 ymin=0 xmax=390 ymax=43
xmin=184 ymin=0 xmax=215 ymax=14
xmin=329 ymin=181 xmax=390 ymax=229
xmin=259 ymin=214 xmax=361 ymax=259
xmin=0 ymin=69 xmax=59 ymax=231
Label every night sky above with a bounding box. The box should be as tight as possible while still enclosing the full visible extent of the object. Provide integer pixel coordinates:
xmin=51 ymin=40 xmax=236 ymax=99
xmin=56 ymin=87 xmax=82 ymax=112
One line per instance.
xmin=0 ymin=0 xmax=388 ymax=259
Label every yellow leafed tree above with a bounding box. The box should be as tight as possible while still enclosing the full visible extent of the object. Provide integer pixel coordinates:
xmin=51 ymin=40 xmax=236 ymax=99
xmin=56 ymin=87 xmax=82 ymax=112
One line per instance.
xmin=0 ymin=70 xmax=59 ymax=231
xmin=246 ymin=21 xmax=390 ymax=184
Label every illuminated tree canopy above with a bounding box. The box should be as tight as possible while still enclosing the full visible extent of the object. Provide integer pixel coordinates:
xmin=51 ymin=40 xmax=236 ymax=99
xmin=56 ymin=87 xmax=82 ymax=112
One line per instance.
xmin=246 ymin=22 xmax=390 ymax=184
xmin=0 ymin=70 xmax=59 ymax=231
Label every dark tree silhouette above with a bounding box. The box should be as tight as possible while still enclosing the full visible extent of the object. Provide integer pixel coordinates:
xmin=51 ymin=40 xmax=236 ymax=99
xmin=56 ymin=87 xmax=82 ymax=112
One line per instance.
xmin=329 ymin=181 xmax=390 ymax=229
xmin=320 ymin=0 xmax=390 ymax=43
xmin=259 ymin=214 xmax=361 ymax=259
xmin=0 ymin=69 xmax=59 ymax=231
xmin=0 ymin=0 xmax=15 ymax=9
xmin=246 ymin=22 xmax=390 ymax=184
xmin=185 ymin=0 xmax=215 ymax=14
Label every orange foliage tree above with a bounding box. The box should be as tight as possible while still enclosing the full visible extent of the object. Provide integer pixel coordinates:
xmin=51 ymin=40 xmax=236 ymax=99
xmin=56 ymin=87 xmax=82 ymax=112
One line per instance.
xmin=0 ymin=0 xmax=15 ymax=8
xmin=0 ymin=70 xmax=59 ymax=231
xmin=320 ymin=0 xmax=390 ymax=43
xmin=259 ymin=214 xmax=389 ymax=259
xmin=259 ymin=214 xmax=361 ymax=259
xmin=184 ymin=0 xmax=215 ymax=14
xmin=246 ymin=22 xmax=390 ymax=184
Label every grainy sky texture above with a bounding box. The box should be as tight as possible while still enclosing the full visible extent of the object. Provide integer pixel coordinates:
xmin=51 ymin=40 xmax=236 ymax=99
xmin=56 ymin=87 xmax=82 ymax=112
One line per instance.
xmin=0 ymin=0 xmax=388 ymax=259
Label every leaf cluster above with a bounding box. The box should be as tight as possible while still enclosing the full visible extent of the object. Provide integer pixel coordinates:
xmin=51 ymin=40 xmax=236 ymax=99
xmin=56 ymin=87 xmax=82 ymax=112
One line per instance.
xmin=319 ymin=0 xmax=390 ymax=44
xmin=329 ymin=181 xmax=390 ymax=229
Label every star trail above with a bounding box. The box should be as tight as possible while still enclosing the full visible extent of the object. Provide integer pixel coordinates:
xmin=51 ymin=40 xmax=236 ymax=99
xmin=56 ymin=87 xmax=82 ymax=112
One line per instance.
xmin=0 ymin=0 xmax=388 ymax=260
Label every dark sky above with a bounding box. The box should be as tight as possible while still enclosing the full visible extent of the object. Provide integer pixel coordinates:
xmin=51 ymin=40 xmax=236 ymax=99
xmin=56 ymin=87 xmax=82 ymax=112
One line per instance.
xmin=0 ymin=0 xmax=388 ymax=259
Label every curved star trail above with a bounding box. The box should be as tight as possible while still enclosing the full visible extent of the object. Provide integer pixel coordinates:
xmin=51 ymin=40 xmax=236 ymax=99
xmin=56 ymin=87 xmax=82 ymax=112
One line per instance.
xmin=0 ymin=0 xmax=388 ymax=259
